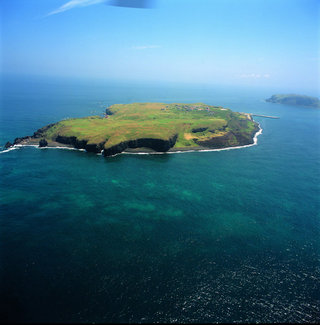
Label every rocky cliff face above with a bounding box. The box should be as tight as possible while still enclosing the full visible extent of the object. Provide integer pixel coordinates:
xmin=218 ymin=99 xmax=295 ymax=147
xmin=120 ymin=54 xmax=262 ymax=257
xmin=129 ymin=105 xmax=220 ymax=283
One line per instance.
xmin=194 ymin=126 xmax=259 ymax=148
xmin=55 ymin=134 xmax=178 ymax=156
xmin=6 ymin=130 xmax=178 ymax=156
xmin=103 ymin=135 xmax=178 ymax=156
xmin=55 ymin=135 xmax=105 ymax=153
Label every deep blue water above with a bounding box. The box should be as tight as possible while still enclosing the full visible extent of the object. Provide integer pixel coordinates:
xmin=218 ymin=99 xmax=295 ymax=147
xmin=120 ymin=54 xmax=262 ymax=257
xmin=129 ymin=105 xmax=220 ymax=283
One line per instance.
xmin=1 ymin=76 xmax=319 ymax=323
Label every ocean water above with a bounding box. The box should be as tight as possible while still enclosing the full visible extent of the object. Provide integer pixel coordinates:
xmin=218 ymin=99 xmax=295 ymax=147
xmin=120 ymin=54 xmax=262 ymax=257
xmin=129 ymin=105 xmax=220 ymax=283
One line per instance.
xmin=0 ymin=76 xmax=319 ymax=323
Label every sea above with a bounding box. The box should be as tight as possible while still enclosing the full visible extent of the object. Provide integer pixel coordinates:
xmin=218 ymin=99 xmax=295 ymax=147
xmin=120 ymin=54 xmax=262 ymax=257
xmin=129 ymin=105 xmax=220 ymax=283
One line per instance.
xmin=0 ymin=75 xmax=319 ymax=323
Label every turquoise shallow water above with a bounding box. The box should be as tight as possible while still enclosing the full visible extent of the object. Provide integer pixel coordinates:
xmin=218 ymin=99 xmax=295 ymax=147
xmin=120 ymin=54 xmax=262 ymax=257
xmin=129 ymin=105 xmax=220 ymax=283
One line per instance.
xmin=0 ymin=77 xmax=319 ymax=322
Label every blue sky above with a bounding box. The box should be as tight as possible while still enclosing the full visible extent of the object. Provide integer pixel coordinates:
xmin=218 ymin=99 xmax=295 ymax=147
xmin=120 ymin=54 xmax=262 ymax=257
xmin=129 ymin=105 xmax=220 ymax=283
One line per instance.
xmin=1 ymin=0 xmax=319 ymax=91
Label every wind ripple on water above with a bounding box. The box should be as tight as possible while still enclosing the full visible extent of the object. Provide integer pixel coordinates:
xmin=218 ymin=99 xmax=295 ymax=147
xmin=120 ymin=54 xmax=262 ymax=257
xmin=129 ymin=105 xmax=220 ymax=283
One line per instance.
xmin=150 ymin=254 xmax=320 ymax=323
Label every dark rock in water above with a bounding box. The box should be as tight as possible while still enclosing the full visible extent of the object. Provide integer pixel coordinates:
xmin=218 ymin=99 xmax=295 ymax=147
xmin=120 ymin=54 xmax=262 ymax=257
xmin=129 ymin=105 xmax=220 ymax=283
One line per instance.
xmin=5 ymin=141 xmax=13 ymax=149
xmin=39 ymin=139 xmax=48 ymax=147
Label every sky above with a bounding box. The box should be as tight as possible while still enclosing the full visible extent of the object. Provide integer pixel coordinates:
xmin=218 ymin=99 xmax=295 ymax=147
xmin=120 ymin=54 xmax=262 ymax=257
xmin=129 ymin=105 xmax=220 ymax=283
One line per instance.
xmin=1 ymin=0 xmax=319 ymax=91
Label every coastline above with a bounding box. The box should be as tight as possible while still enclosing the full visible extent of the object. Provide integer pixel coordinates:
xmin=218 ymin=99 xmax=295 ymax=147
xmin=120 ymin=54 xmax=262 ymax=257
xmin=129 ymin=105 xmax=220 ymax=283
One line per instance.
xmin=124 ymin=123 xmax=262 ymax=155
xmin=1 ymin=123 xmax=262 ymax=156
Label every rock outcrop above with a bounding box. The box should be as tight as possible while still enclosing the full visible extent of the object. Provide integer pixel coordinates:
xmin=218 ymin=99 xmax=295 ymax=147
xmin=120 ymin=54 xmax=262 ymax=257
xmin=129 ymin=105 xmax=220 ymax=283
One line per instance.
xmin=14 ymin=136 xmax=31 ymax=145
xmin=39 ymin=139 xmax=48 ymax=147
xmin=4 ymin=141 xmax=13 ymax=149
xmin=105 ymin=108 xmax=114 ymax=116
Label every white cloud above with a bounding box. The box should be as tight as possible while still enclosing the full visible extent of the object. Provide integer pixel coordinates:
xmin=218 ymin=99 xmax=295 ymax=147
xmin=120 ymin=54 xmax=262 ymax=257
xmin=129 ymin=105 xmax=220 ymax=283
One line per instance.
xmin=131 ymin=45 xmax=161 ymax=50
xmin=238 ymin=73 xmax=270 ymax=79
xmin=47 ymin=0 xmax=106 ymax=16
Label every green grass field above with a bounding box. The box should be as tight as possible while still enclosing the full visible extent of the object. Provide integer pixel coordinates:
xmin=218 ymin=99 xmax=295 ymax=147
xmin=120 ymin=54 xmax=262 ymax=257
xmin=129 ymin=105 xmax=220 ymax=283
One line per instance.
xmin=41 ymin=102 xmax=258 ymax=151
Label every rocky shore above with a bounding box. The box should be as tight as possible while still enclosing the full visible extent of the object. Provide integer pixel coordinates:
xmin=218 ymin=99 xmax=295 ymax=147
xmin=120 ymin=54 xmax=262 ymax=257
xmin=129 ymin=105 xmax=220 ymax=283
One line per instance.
xmin=5 ymin=127 xmax=179 ymax=157
xmin=4 ymin=124 xmax=260 ymax=157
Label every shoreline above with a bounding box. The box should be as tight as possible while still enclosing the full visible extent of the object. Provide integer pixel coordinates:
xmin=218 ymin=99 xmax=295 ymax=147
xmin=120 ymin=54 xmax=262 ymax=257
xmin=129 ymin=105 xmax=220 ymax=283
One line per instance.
xmin=1 ymin=123 xmax=262 ymax=156
xmin=123 ymin=124 xmax=263 ymax=155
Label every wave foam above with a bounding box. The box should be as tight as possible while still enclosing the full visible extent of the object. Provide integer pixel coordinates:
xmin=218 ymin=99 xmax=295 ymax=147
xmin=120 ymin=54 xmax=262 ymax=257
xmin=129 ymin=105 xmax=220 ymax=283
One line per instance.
xmin=41 ymin=146 xmax=85 ymax=151
xmin=0 ymin=144 xmax=39 ymax=154
xmin=0 ymin=144 xmax=86 ymax=154
xmin=0 ymin=146 xmax=19 ymax=154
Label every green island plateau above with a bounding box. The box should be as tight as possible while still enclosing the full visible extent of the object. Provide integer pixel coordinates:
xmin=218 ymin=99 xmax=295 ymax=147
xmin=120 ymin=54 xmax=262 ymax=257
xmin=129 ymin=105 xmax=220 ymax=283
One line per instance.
xmin=7 ymin=103 xmax=260 ymax=156
xmin=266 ymin=94 xmax=320 ymax=108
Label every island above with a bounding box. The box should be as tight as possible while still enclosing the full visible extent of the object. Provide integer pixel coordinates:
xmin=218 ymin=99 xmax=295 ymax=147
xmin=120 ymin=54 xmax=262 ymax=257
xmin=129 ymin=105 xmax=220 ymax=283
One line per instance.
xmin=266 ymin=94 xmax=320 ymax=108
xmin=6 ymin=102 xmax=260 ymax=156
